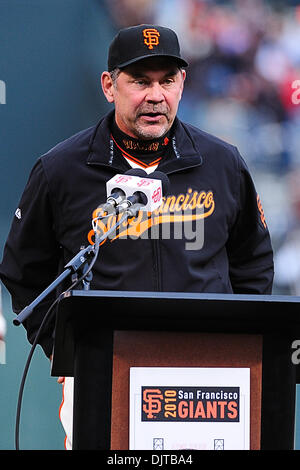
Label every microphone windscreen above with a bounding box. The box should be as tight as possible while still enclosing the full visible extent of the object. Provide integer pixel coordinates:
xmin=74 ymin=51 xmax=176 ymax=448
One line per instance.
xmin=133 ymin=191 xmax=148 ymax=206
xmin=149 ymin=171 xmax=170 ymax=196
xmin=124 ymin=168 xmax=148 ymax=177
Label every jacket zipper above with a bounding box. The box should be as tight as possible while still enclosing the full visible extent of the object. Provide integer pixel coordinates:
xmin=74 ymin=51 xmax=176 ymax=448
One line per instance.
xmin=151 ymin=238 xmax=162 ymax=292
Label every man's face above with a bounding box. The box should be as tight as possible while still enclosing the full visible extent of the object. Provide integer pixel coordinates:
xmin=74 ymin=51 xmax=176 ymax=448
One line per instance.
xmin=102 ymin=58 xmax=186 ymax=140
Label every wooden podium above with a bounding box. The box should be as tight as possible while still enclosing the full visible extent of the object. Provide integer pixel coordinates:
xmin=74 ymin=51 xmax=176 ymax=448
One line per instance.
xmin=51 ymin=290 xmax=300 ymax=450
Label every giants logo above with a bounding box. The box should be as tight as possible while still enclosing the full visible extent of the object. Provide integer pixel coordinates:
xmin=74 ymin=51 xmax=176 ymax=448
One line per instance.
xmin=257 ymin=194 xmax=267 ymax=229
xmin=136 ymin=178 xmax=151 ymax=187
xmin=152 ymin=187 xmax=162 ymax=204
xmin=143 ymin=28 xmax=160 ymax=50
xmin=142 ymin=389 xmax=164 ymax=419
xmin=114 ymin=175 xmax=131 ymax=184
xmin=142 ymin=386 xmax=240 ymax=422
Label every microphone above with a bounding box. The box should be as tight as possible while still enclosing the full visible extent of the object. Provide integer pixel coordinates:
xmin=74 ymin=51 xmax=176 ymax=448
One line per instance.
xmin=114 ymin=170 xmax=170 ymax=215
xmin=100 ymin=168 xmax=147 ymax=215
xmin=115 ymin=189 xmax=148 ymax=215
xmin=148 ymin=170 xmax=170 ymax=197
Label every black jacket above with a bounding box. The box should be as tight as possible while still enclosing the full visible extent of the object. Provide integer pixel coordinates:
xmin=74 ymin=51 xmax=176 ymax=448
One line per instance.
xmin=0 ymin=111 xmax=274 ymax=356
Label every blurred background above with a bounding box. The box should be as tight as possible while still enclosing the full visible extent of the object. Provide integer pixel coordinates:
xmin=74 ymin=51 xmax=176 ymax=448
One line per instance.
xmin=0 ymin=0 xmax=300 ymax=450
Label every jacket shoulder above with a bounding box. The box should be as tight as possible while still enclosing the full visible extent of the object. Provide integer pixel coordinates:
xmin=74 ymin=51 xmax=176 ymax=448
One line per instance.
xmin=181 ymin=120 xmax=247 ymax=174
xmin=41 ymin=125 xmax=97 ymax=163
xmin=182 ymin=121 xmax=238 ymax=155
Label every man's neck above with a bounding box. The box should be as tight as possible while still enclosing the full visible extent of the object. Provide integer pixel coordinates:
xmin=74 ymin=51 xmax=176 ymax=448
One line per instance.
xmin=111 ymin=119 xmax=172 ymax=172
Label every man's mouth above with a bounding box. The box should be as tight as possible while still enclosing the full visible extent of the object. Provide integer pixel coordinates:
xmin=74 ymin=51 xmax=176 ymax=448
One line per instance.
xmin=139 ymin=112 xmax=166 ymax=122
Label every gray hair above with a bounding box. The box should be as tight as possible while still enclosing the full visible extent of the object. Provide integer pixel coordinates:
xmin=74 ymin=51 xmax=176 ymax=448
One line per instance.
xmin=109 ymin=64 xmax=185 ymax=86
xmin=110 ymin=68 xmax=121 ymax=86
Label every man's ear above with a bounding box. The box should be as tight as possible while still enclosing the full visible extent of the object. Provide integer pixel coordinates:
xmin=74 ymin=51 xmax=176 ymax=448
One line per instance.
xmin=101 ymin=71 xmax=115 ymax=103
xmin=179 ymin=69 xmax=186 ymax=98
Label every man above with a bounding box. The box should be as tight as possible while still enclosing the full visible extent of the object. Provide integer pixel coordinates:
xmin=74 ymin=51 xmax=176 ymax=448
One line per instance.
xmin=0 ymin=25 xmax=274 ymax=449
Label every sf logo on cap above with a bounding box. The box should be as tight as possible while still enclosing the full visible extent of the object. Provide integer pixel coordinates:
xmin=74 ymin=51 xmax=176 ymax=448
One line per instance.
xmin=143 ymin=28 xmax=160 ymax=50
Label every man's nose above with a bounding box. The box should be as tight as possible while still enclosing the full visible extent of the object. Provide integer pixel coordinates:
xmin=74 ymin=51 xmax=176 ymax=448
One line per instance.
xmin=145 ymin=83 xmax=164 ymax=102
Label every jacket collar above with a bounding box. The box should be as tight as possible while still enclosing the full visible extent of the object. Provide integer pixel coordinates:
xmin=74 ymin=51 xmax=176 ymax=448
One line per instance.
xmin=86 ymin=110 xmax=203 ymax=174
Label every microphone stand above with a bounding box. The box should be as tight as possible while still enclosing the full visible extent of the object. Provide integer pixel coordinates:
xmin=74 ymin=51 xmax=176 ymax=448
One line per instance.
xmin=13 ymin=203 xmax=142 ymax=450
xmin=13 ymin=210 xmax=132 ymax=327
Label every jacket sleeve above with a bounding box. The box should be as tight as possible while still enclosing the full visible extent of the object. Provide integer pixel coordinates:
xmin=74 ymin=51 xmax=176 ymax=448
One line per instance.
xmin=226 ymin=150 xmax=274 ymax=294
xmin=0 ymin=159 xmax=61 ymax=357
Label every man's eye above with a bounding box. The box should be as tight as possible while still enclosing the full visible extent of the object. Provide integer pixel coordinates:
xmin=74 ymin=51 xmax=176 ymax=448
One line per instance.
xmin=163 ymin=78 xmax=175 ymax=85
xmin=135 ymin=79 xmax=147 ymax=86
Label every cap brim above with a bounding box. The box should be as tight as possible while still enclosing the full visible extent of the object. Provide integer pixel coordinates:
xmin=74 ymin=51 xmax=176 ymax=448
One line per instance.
xmin=117 ymin=53 xmax=188 ymax=69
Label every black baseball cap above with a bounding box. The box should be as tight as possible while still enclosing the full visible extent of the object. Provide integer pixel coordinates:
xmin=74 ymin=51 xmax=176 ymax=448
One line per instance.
xmin=108 ymin=24 xmax=188 ymax=71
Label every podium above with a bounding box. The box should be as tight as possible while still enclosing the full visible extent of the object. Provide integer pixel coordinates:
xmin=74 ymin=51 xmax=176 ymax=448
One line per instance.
xmin=51 ymin=290 xmax=300 ymax=450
